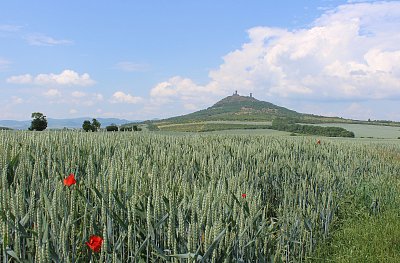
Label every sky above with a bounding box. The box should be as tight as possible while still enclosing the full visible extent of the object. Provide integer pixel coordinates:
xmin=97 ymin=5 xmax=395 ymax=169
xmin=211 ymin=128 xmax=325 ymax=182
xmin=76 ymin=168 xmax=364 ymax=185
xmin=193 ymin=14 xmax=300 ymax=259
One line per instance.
xmin=1 ymin=0 xmax=400 ymax=121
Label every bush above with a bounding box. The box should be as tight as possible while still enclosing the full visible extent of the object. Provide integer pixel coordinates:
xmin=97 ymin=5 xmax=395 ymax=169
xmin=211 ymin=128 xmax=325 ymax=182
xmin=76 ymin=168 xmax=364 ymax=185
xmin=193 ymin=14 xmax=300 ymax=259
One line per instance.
xmin=106 ymin=124 xmax=119 ymax=131
xmin=120 ymin=125 xmax=141 ymax=131
xmin=271 ymin=118 xmax=355 ymax=138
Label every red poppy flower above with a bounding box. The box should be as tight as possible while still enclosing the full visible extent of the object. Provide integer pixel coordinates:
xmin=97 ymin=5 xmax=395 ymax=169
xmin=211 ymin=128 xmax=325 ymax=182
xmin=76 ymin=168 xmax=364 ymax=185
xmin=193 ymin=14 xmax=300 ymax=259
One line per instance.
xmin=63 ymin=173 xmax=76 ymax=187
xmin=241 ymin=193 xmax=247 ymax=198
xmin=86 ymin=235 xmax=103 ymax=252
xmin=316 ymin=139 xmax=321 ymax=145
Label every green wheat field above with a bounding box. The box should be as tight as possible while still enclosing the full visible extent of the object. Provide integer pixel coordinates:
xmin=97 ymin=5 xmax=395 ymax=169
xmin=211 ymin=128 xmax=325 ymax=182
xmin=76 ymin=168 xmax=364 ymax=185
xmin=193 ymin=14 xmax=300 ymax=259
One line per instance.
xmin=1 ymin=131 xmax=400 ymax=262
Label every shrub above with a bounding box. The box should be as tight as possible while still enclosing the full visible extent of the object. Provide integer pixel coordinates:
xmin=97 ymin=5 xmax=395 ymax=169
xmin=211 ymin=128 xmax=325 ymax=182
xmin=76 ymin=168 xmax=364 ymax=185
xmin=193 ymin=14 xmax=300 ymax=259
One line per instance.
xmin=106 ymin=124 xmax=119 ymax=131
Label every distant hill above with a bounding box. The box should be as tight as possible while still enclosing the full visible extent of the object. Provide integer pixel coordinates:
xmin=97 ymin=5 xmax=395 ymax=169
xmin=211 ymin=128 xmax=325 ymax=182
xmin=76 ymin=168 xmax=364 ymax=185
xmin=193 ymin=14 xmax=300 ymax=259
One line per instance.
xmin=145 ymin=92 xmax=400 ymax=132
xmin=0 ymin=118 xmax=139 ymax=130
xmin=163 ymin=93 xmax=300 ymax=123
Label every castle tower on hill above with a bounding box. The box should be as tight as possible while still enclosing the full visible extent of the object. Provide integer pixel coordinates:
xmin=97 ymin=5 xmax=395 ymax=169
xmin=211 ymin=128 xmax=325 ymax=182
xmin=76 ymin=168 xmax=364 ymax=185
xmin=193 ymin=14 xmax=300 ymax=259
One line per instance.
xmin=232 ymin=91 xmax=253 ymax=98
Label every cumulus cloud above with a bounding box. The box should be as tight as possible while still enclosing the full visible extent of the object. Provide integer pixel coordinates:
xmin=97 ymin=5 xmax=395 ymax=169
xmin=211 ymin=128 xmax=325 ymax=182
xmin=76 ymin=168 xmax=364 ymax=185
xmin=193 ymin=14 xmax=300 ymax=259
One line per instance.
xmin=115 ymin=61 xmax=148 ymax=72
xmin=43 ymin=89 xmax=61 ymax=97
xmin=150 ymin=1 xmax=400 ymax=111
xmin=7 ymin=70 xmax=95 ymax=86
xmin=150 ymin=76 xmax=219 ymax=108
xmin=6 ymin=74 xmax=32 ymax=84
xmin=111 ymin=91 xmax=143 ymax=104
xmin=25 ymin=34 xmax=73 ymax=46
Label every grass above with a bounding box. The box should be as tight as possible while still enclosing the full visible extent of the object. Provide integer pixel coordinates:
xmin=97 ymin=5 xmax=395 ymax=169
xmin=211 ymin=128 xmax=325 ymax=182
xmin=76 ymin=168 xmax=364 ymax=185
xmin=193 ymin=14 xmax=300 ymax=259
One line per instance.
xmin=156 ymin=120 xmax=400 ymax=139
xmin=302 ymin=123 xmax=400 ymax=139
xmin=310 ymin=210 xmax=400 ymax=262
xmin=157 ymin=122 xmax=273 ymax=132
xmin=309 ymin=148 xmax=400 ymax=263
xmin=205 ymin=128 xmax=290 ymax=135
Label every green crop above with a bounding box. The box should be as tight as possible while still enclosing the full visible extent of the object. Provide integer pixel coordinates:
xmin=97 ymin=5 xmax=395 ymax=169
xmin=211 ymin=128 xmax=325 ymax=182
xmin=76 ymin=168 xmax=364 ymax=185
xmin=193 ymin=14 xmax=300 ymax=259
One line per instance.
xmin=0 ymin=131 xmax=399 ymax=262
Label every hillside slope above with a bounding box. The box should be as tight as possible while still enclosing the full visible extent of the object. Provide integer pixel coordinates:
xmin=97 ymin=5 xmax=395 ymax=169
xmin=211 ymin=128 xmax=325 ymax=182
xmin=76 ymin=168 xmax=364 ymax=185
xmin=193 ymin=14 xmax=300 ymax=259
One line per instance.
xmin=163 ymin=93 xmax=301 ymax=123
xmin=135 ymin=92 xmax=400 ymax=132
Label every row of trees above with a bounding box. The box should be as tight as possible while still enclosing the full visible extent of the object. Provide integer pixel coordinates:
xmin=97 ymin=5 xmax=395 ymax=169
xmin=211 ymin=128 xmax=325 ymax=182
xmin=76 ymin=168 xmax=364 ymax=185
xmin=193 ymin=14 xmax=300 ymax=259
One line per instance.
xmin=82 ymin=119 xmax=101 ymax=132
xmin=82 ymin=120 xmax=141 ymax=132
xmin=26 ymin=113 xmax=140 ymax=132
xmin=106 ymin=124 xmax=141 ymax=132
xmin=271 ymin=118 xmax=355 ymax=137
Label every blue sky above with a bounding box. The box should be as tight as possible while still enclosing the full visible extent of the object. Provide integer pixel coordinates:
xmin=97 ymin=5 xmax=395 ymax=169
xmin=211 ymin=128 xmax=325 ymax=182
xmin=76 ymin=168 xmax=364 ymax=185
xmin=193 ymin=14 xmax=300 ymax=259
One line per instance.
xmin=1 ymin=0 xmax=399 ymax=121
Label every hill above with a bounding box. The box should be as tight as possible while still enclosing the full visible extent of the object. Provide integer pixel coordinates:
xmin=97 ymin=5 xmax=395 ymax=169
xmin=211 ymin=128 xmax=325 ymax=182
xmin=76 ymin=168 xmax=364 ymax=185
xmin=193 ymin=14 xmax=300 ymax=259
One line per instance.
xmin=140 ymin=92 xmax=399 ymax=136
xmin=148 ymin=92 xmax=400 ymax=126
xmin=164 ymin=92 xmax=300 ymax=123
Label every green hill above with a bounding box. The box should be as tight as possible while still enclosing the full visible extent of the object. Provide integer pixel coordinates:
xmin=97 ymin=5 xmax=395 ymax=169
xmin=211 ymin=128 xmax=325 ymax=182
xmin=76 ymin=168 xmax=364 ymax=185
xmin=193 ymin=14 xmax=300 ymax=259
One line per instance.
xmin=132 ymin=92 xmax=399 ymax=135
xmin=163 ymin=93 xmax=300 ymax=123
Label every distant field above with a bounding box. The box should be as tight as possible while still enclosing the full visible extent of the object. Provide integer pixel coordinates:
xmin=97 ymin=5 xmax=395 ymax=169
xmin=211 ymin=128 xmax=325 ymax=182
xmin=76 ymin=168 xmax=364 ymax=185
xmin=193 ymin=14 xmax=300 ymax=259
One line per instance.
xmin=303 ymin=123 xmax=400 ymax=139
xmin=157 ymin=122 xmax=272 ymax=132
xmin=157 ymin=120 xmax=272 ymax=128
xmin=204 ymin=128 xmax=289 ymax=136
xmin=205 ymin=121 xmax=272 ymax=125
xmin=152 ymin=120 xmax=400 ymax=139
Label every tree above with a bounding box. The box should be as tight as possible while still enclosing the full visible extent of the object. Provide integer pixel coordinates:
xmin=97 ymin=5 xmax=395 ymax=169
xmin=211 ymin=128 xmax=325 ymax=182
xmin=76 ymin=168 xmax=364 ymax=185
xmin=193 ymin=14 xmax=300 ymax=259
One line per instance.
xmin=82 ymin=119 xmax=101 ymax=132
xmin=92 ymin=118 xmax=101 ymax=131
xmin=29 ymin=112 xmax=47 ymax=131
xmin=106 ymin=124 xmax=118 ymax=131
xmin=82 ymin=120 xmax=93 ymax=132
xmin=120 ymin=125 xmax=142 ymax=131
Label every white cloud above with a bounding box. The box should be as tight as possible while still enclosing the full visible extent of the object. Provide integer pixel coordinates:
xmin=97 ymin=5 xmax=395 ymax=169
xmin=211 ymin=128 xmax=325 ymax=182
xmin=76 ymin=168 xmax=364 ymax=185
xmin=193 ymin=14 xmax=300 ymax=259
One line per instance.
xmin=150 ymin=1 xmax=400 ymax=112
xmin=25 ymin=34 xmax=73 ymax=46
xmin=43 ymin=89 xmax=61 ymax=97
xmin=7 ymin=74 xmax=32 ymax=84
xmin=115 ymin=61 xmax=148 ymax=72
xmin=71 ymin=91 xmax=86 ymax=98
xmin=35 ymin=70 xmax=95 ymax=86
xmin=7 ymin=70 xmax=95 ymax=86
xmin=111 ymin=91 xmax=142 ymax=104
xmin=149 ymin=76 xmax=219 ymax=112
xmin=69 ymin=109 xmax=78 ymax=114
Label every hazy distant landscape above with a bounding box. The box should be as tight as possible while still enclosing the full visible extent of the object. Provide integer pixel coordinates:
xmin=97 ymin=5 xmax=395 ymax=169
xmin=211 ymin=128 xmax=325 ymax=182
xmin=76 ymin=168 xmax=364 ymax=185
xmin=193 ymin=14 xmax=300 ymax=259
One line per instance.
xmin=0 ymin=117 xmax=137 ymax=130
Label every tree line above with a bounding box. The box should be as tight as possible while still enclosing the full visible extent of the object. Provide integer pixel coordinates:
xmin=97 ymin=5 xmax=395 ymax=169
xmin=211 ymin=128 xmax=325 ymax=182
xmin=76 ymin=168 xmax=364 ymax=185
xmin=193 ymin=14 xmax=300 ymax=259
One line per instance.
xmin=271 ymin=118 xmax=355 ymax=137
xmin=26 ymin=112 xmax=141 ymax=132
